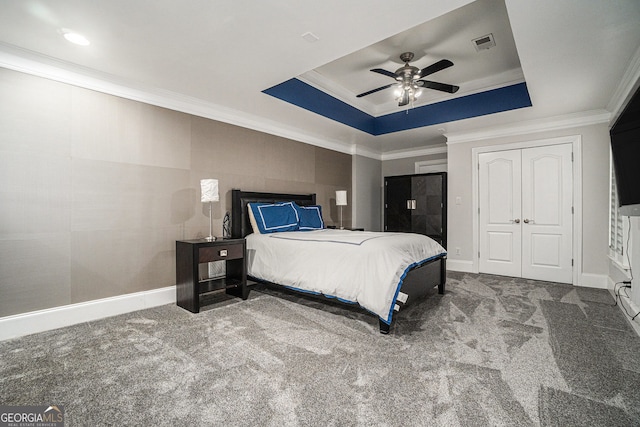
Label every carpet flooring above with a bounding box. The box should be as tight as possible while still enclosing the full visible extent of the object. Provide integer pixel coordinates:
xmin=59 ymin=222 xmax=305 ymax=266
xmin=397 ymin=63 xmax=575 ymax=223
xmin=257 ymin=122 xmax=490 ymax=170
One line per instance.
xmin=1 ymin=272 xmax=640 ymax=426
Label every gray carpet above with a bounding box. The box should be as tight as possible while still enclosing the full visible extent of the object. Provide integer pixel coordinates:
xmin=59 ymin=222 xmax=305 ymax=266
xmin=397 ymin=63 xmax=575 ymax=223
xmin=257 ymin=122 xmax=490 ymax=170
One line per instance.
xmin=1 ymin=272 xmax=639 ymax=426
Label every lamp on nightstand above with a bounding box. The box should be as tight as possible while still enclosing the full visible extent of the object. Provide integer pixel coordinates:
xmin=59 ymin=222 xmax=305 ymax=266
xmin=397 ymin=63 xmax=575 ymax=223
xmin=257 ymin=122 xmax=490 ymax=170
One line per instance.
xmin=201 ymin=179 xmax=219 ymax=241
xmin=336 ymin=190 xmax=347 ymax=230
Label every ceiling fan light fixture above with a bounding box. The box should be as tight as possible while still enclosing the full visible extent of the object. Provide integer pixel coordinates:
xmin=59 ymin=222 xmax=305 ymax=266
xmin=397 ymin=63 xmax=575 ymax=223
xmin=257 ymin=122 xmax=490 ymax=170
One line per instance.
xmin=357 ymin=51 xmax=458 ymax=108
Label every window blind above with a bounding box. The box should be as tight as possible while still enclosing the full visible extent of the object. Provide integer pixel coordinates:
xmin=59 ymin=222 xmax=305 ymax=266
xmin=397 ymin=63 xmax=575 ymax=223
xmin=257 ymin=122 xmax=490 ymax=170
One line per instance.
xmin=609 ymin=154 xmax=628 ymax=267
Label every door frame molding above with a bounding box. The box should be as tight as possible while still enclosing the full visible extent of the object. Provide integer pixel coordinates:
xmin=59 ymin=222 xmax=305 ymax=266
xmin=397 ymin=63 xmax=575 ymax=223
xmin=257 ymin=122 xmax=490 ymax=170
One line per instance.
xmin=471 ymin=135 xmax=583 ymax=285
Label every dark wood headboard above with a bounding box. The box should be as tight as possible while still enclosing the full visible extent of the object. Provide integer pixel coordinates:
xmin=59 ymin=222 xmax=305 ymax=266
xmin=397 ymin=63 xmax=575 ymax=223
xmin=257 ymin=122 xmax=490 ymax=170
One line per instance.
xmin=231 ymin=190 xmax=317 ymax=238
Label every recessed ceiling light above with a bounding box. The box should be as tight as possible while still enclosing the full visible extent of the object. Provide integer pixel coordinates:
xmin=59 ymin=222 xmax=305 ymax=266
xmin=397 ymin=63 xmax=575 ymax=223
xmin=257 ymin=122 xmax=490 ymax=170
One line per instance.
xmin=60 ymin=29 xmax=90 ymax=46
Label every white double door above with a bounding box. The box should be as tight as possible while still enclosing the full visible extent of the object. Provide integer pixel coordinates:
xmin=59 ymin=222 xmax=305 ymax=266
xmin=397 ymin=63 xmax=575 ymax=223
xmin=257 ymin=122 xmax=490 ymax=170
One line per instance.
xmin=479 ymin=143 xmax=573 ymax=283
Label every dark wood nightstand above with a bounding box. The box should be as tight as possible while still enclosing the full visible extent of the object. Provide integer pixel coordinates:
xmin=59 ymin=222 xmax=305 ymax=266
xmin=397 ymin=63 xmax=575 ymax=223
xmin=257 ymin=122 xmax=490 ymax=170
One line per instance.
xmin=175 ymin=238 xmax=247 ymax=313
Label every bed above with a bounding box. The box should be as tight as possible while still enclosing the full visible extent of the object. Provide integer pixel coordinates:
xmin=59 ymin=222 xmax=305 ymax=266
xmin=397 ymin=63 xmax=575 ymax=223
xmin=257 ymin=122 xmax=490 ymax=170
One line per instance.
xmin=231 ymin=190 xmax=447 ymax=334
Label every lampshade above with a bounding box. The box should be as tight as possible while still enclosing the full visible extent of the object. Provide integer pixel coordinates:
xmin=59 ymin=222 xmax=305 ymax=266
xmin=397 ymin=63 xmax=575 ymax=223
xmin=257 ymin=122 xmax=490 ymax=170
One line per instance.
xmin=336 ymin=190 xmax=347 ymax=206
xmin=200 ymin=179 xmax=219 ymax=202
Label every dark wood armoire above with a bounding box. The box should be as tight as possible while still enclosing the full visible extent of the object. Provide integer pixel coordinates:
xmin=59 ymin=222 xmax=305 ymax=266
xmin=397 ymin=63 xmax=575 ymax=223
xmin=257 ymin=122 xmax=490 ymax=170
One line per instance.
xmin=384 ymin=172 xmax=447 ymax=248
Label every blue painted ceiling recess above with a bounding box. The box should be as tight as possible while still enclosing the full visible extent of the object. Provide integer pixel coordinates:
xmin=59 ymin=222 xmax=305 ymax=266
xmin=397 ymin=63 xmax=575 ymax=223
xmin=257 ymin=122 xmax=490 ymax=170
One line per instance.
xmin=263 ymin=79 xmax=532 ymax=135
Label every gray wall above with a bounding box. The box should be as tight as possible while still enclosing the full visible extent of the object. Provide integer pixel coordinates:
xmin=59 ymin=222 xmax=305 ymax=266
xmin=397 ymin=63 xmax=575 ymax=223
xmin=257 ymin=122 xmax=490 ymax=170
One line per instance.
xmin=447 ymin=123 xmax=611 ymax=279
xmin=382 ymin=152 xmax=447 ymax=177
xmin=352 ymin=155 xmax=382 ymax=231
xmin=0 ymin=68 xmax=352 ymax=317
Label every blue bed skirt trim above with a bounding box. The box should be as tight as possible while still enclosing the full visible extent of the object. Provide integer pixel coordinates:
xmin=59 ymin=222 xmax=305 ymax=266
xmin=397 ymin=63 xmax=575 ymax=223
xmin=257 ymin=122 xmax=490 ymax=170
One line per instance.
xmin=274 ymin=252 xmax=447 ymax=325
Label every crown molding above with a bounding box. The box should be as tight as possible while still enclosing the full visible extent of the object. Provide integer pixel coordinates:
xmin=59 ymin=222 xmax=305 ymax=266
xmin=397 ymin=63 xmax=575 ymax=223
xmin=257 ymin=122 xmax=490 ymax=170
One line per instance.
xmin=607 ymin=43 xmax=640 ymax=125
xmin=351 ymin=144 xmax=383 ymax=160
xmin=445 ymin=109 xmax=611 ymax=145
xmin=0 ymin=43 xmax=355 ymax=156
xmin=380 ymin=144 xmax=447 ymax=161
xmin=299 ymin=71 xmax=379 ymax=117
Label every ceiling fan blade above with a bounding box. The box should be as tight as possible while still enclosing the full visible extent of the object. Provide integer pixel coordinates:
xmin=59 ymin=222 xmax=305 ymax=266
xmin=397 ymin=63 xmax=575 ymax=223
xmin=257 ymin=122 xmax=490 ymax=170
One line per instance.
xmin=418 ymin=59 xmax=453 ymax=78
xmin=356 ymin=83 xmax=395 ymax=98
xmin=416 ymin=80 xmax=460 ymax=93
xmin=370 ymin=68 xmax=398 ymax=79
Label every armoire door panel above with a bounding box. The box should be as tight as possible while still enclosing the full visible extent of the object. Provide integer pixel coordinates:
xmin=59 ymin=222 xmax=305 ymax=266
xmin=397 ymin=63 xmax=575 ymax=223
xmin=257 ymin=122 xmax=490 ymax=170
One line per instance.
xmin=385 ymin=176 xmax=411 ymax=232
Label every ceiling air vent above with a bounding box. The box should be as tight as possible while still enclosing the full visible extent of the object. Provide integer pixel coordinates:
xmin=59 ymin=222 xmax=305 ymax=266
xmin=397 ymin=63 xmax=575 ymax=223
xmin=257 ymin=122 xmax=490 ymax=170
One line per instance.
xmin=472 ymin=33 xmax=495 ymax=51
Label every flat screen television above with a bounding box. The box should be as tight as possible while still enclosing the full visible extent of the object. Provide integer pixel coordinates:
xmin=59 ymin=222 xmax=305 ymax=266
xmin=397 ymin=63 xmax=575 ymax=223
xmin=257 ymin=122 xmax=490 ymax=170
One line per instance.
xmin=610 ymin=84 xmax=640 ymax=216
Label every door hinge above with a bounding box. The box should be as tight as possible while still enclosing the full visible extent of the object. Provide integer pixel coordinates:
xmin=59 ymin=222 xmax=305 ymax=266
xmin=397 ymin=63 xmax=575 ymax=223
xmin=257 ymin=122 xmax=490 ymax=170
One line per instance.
xmin=571 ymin=259 xmax=574 ymax=266
xmin=478 ymin=251 xmax=480 ymax=258
xmin=385 ymin=204 xmax=388 ymax=208
xmin=571 ymin=206 xmax=574 ymax=214
xmin=571 ymin=152 xmax=574 ymax=162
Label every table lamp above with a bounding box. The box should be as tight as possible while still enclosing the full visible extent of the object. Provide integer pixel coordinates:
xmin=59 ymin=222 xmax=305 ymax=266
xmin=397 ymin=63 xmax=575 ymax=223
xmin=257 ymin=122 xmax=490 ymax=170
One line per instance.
xmin=336 ymin=190 xmax=347 ymax=230
xmin=201 ymin=179 xmax=219 ymax=241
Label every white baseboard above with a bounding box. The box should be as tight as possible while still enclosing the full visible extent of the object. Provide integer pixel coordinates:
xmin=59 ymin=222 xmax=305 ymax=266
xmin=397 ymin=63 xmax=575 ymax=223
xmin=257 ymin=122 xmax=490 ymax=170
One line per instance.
xmin=0 ymin=286 xmax=176 ymax=342
xmin=446 ymin=259 xmax=474 ymax=273
xmin=445 ymin=262 xmax=608 ymax=289
xmin=577 ymin=273 xmax=608 ymax=289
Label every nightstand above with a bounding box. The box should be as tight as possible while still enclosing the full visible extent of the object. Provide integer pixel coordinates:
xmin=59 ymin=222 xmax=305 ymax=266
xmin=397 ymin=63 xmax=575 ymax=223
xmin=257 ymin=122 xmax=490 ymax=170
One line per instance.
xmin=175 ymin=238 xmax=247 ymax=313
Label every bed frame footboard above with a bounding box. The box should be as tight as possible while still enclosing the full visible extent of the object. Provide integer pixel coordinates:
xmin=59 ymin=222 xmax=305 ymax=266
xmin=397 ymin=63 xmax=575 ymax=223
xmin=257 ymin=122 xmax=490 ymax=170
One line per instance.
xmin=378 ymin=255 xmax=446 ymax=334
xmin=379 ymin=320 xmax=391 ymax=334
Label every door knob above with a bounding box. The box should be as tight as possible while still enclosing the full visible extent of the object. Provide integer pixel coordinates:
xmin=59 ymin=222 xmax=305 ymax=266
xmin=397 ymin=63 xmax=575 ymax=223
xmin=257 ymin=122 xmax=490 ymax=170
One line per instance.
xmin=523 ymin=219 xmax=530 ymax=224
xmin=513 ymin=219 xmax=520 ymax=224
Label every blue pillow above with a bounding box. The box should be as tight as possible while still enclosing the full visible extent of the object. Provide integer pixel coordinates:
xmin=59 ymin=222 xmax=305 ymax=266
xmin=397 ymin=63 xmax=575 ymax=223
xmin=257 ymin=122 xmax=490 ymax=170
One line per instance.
xmin=248 ymin=202 xmax=299 ymax=234
xmin=294 ymin=204 xmax=324 ymax=231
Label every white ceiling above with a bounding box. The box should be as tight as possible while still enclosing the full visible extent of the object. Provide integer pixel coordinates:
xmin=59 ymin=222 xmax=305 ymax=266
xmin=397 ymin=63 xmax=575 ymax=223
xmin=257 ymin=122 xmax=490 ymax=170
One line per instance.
xmin=0 ymin=0 xmax=639 ymax=157
xmin=303 ymin=0 xmax=523 ymax=117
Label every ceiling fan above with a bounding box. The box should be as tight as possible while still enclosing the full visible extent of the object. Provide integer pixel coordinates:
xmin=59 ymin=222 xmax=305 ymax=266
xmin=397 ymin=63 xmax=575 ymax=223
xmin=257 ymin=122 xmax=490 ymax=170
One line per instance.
xmin=356 ymin=52 xmax=459 ymax=107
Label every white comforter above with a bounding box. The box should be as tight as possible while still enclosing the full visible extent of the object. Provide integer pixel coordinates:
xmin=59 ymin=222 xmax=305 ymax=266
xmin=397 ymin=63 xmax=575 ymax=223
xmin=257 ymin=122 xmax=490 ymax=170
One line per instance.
xmin=246 ymin=229 xmax=446 ymax=323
